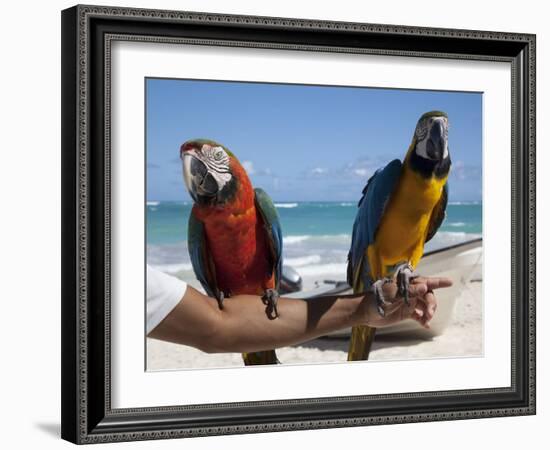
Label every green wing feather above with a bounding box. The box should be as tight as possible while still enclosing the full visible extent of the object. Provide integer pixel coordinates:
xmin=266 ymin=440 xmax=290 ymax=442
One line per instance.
xmin=187 ymin=210 xmax=222 ymax=299
xmin=254 ymin=188 xmax=283 ymax=289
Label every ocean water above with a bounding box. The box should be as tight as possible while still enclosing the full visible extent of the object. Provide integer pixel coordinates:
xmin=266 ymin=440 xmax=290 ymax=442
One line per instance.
xmin=147 ymin=201 xmax=482 ymax=288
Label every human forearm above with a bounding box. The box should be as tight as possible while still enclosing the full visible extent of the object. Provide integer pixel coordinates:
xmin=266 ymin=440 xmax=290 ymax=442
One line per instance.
xmin=204 ymin=293 xmax=365 ymax=353
xmin=148 ymin=277 xmax=452 ymax=353
xmin=149 ymin=287 xmax=365 ymax=353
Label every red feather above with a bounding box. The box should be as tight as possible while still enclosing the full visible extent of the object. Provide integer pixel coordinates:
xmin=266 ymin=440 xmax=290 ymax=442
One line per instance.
xmin=192 ymin=157 xmax=275 ymax=296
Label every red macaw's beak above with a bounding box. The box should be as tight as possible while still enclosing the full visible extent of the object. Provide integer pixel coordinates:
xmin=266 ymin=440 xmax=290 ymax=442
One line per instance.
xmin=180 ymin=144 xmax=219 ymax=203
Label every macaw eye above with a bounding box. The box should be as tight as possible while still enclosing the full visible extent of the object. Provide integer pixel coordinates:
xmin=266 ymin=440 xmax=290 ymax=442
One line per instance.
xmin=214 ymin=150 xmax=223 ymax=161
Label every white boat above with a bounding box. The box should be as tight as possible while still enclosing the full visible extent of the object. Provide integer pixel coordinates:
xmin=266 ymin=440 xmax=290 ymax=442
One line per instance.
xmin=286 ymin=238 xmax=482 ymax=337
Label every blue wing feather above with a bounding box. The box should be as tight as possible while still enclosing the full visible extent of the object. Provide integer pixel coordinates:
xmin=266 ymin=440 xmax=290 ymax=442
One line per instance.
xmin=347 ymin=159 xmax=402 ymax=290
xmin=254 ymin=188 xmax=283 ymax=289
xmin=187 ymin=210 xmax=220 ymax=299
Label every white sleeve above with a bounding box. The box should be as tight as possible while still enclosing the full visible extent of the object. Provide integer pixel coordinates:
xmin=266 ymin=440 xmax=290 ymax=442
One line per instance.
xmin=146 ymin=265 xmax=188 ymax=335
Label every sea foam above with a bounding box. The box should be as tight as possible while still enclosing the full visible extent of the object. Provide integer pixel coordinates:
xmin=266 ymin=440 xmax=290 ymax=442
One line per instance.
xmin=297 ymin=263 xmax=348 ymax=277
xmin=151 ymin=263 xmax=193 ymax=274
xmin=285 ymin=254 xmax=322 ymax=267
xmin=284 ymin=235 xmax=311 ymax=245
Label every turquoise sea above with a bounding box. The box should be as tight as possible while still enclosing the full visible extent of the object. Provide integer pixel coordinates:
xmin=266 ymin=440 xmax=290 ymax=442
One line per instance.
xmin=147 ymin=201 xmax=482 ymax=287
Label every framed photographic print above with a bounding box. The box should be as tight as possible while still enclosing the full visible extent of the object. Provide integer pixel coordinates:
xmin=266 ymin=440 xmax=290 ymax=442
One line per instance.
xmin=61 ymin=4 xmax=536 ymax=444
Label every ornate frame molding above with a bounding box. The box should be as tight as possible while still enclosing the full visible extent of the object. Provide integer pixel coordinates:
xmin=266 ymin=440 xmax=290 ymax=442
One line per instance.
xmin=61 ymin=5 xmax=536 ymax=444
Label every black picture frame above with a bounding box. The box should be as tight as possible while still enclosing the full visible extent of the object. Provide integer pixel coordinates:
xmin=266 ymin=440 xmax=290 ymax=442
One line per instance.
xmin=61 ymin=4 xmax=536 ymax=444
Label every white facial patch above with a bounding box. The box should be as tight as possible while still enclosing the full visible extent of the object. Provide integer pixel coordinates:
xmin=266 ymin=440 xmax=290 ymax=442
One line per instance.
xmin=201 ymin=145 xmax=232 ymax=191
xmin=414 ymin=116 xmax=449 ymax=160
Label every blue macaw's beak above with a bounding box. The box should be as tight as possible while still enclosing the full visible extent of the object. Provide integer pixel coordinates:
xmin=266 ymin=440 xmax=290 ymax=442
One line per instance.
xmin=426 ymin=119 xmax=446 ymax=160
xmin=182 ymin=150 xmax=219 ymax=204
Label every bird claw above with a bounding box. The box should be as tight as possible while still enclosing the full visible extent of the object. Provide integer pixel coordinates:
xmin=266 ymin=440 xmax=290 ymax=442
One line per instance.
xmin=216 ymin=291 xmax=225 ymax=310
xmin=395 ymin=262 xmax=418 ymax=306
xmin=262 ymin=289 xmax=280 ymax=320
xmin=372 ymin=278 xmax=393 ymax=317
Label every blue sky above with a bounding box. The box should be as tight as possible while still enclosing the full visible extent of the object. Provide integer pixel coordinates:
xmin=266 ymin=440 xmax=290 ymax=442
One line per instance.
xmin=146 ymin=78 xmax=482 ymax=202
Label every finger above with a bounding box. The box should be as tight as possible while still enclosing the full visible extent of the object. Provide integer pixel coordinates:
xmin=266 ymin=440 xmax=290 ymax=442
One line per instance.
xmin=407 ymin=283 xmax=427 ymax=298
xmin=413 ymin=305 xmax=431 ymax=329
xmin=427 ymin=291 xmax=437 ymax=320
xmin=426 ymin=277 xmax=452 ymax=289
xmin=412 ymin=276 xmax=453 ymax=290
xmin=419 ymin=291 xmax=437 ymax=323
xmin=412 ymin=276 xmax=452 ymax=288
xmin=410 ymin=293 xmax=430 ymax=326
xmin=419 ymin=307 xmax=431 ymax=329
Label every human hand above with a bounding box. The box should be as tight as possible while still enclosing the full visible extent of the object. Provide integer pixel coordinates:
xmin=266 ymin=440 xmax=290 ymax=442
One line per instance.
xmin=360 ymin=276 xmax=453 ymax=329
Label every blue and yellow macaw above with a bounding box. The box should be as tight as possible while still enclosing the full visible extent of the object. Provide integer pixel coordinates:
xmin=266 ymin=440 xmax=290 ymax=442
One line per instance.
xmin=347 ymin=111 xmax=451 ymax=361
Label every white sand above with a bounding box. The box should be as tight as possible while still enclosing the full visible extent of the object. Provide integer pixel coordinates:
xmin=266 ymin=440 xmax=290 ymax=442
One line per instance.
xmin=146 ymin=280 xmax=482 ymax=370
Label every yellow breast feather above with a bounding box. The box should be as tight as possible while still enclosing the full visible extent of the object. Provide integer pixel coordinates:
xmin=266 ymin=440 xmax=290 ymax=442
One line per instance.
xmin=367 ymin=164 xmax=448 ymax=279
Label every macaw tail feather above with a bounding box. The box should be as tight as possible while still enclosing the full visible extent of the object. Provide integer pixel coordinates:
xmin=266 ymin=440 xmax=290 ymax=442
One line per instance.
xmin=242 ymin=350 xmax=280 ymax=365
xmin=347 ymin=325 xmax=377 ymax=361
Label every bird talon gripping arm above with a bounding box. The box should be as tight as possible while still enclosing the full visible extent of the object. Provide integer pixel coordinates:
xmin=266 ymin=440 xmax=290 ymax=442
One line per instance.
xmin=372 ymin=278 xmax=393 ymax=317
xmin=215 ymin=291 xmax=225 ymax=310
xmin=262 ymin=289 xmax=280 ymax=320
xmin=347 ymin=111 xmax=451 ymax=360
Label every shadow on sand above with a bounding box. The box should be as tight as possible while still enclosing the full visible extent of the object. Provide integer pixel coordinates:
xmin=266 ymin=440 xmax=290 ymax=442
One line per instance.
xmin=291 ymin=332 xmax=435 ymax=354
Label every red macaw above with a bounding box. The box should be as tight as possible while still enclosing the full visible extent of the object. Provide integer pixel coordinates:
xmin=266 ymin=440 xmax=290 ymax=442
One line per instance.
xmin=180 ymin=139 xmax=283 ymax=365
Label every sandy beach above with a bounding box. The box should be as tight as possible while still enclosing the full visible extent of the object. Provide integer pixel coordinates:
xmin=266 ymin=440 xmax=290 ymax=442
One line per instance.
xmin=146 ymin=199 xmax=483 ymax=371
xmin=146 ymin=277 xmax=482 ymax=371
